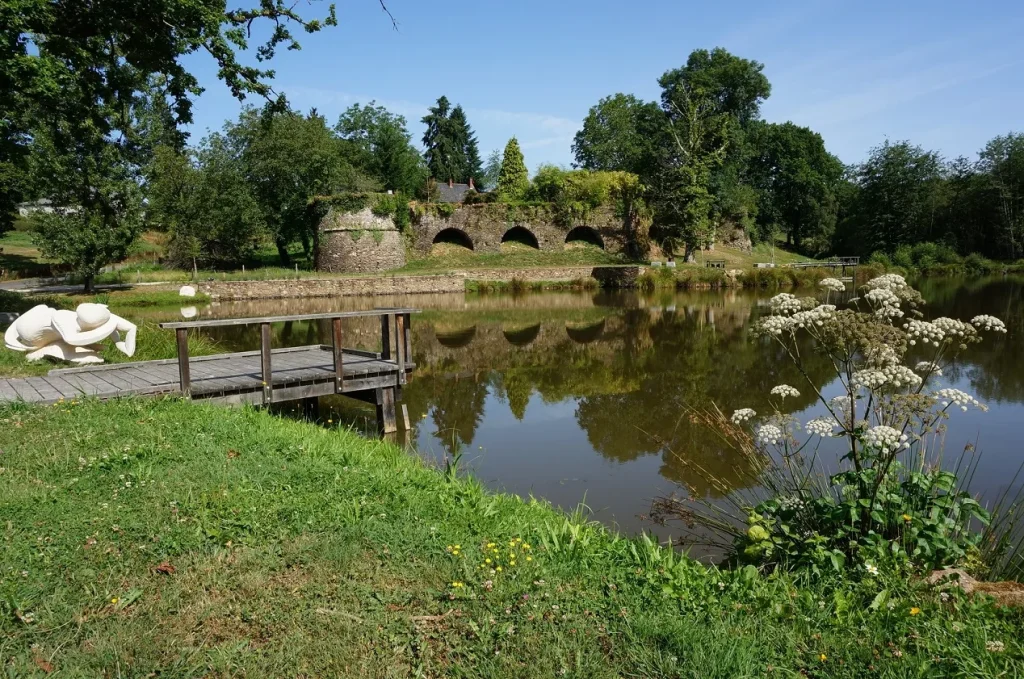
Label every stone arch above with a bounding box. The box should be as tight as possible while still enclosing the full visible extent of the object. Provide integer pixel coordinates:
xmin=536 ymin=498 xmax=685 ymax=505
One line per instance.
xmin=435 ymin=325 xmax=476 ymax=349
xmin=565 ymin=319 xmax=606 ymax=344
xmin=502 ymin=323 xmax=541 ymax=347
xmin=564 ymin=226 xmax=604 ymax=249
xmin=501 ymin=226 xmax=539 ymax=249
xmin=432 ymin=228 xmax=474 ymax=250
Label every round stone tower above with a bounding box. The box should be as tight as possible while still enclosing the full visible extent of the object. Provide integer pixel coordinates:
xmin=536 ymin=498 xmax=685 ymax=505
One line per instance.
xmin=317 ymin=207 xmax=406 ymax=274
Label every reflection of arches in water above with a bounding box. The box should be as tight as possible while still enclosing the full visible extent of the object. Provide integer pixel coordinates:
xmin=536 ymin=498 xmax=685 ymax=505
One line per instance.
xmin=502 ymin=323 xmax=541 ymax=347
xmin=432 ymin=228 xmax=474 ymax=250
xmin=565 ymin=318 xmax=606 ymax=344
xmin=501 ymin=226 xmax=539 ymax=249
xmin=564 ymin=226 xmax=604 ymax=249
xmin=435 ymin=325 xmax=477 ymax=348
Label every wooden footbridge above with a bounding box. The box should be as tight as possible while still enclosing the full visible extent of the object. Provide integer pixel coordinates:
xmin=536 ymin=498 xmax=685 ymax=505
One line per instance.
xmin=0 ymin=308 xmax=418 ymax=434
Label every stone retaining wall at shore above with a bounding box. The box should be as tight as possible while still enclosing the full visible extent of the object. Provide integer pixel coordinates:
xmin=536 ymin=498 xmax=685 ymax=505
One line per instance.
xmin=198 ymin=274 xmax=464 ymax=301
xmin=191 ymin=266 xmax=645 ymax=301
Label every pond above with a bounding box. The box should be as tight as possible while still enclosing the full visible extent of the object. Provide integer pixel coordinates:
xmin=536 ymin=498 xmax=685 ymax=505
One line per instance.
xmin=152 ymin=277 xmax=1024 ymax=554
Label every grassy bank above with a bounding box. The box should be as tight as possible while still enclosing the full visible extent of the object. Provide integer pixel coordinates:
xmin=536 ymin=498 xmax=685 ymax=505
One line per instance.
xmin=1 ymin=399 xmax=1020 ymax=677
xmin=0 ymin=290 xmax=216 ymax=378
xmin=638 ymin=262 xmax=884 ymax=291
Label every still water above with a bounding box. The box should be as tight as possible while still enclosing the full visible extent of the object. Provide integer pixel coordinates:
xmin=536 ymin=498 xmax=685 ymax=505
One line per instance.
xmin=156 ymin=277 xmax=1024 ymax=546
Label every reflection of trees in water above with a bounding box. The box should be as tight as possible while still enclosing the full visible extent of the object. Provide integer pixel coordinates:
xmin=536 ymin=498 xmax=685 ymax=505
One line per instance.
xmin=426 ymin=373 xmax=489 ymax=453
xmin=568 ymin=307 xmax=835 ymax=497
xmin=914 ymin=278 xmax=1024 ymax=403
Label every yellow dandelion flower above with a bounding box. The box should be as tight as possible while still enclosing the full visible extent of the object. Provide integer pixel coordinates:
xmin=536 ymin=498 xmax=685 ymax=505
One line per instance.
xmin=819 ymin=654 xmax=827 ymax=662
xmin=493 ymin=548 xmax=499 ymax=554
xmin=110 ymin=598 xmax=118 ymax=604
xmin=909 ymin=607 xmax=921 ymax=616
xmin=526 ymin=556 xmax=532 ymax=561
xmin=496 ymin=566 xmax=502 ymax=572
xmin=510 ymin=561 xmax=516 ymax=566
xmin=485 ymin=558 xmax=491 ymax=564
xmin=523 ymin=543 xmax=531 ymax=550
xmin=902 ymin=514 xmax=912 ymax=522
xmin=487 ymin=542 xmax=496 ymax=548
xmin=454 ymin=545 xmax=461 ymax=549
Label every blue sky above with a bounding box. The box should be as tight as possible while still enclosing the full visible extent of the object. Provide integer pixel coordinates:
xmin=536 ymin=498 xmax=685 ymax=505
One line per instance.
xmin=181 ymin=0 xmax=1024 ymax=171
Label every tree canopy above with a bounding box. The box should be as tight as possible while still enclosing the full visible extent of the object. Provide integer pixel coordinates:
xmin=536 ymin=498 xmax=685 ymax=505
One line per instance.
xmin=421 ymin=96 xmax=482 ymax=185
xmin=497 ymin=137 xmax=529 ymax=200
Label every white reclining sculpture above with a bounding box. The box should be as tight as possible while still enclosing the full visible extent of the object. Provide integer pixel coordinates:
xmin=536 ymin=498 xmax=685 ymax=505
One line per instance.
xmin=4 ymin=303 xmax=137 ymax=364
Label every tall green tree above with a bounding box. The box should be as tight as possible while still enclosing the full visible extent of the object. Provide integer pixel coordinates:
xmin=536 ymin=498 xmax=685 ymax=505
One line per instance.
xmin=839 ymin=141 xmax=946 ymax=255
xmin=421 ymin=96 xmax=459 ymax=183
xmin=481 ymin=149 xmax=502 ymax=191
xmin=231 ymin=106 xmax=367 ymax=264
xmin=572 ymin=94 xmax=662 ymax=177
xmin=746 ymin=121 xmax=844 ymax=253
xmin=1 ymin=0 xmax=363 ymax=233
xmin=450 ymin=105 xmax=483 ymax=185
xmin=496 ymin=137 xmax=529 ymax=200
xmin=652 ymin=48 xmax=771 ymax=259
xmin=335 ymin=101 xmax=426 ymax=194
xmin=976 ymin=133 xmax=1024 ymax=259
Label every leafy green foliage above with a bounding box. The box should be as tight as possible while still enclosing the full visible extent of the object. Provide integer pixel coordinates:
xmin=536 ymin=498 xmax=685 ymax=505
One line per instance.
xmin=496 ymin=137 xmax=529 ymax=201
xmin=571 ymin=94 xmax=662 ymax=177
xmin=421 ymin=97 xmax=482 ymax=185
xmin=335 ymin=101 xmax=426 ymax=194
xmin=33 ymin=192 xmax=142 ymax=293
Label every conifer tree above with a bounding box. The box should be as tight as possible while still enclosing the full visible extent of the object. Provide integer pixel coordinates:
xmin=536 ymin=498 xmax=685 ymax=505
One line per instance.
xmin=497 ymin=137 xmax=529 ymax=200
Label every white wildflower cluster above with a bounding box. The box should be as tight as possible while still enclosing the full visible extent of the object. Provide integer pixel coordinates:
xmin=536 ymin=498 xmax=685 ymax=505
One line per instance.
xmin=730 ymin=408 xmax=757 ymax=425
xmin=934 ymin=388 xmax=983 ymax=412
xmin=777 ymin=496 xmax=806 ymax=511
xmin=770 ymin=384 xmax=801 ymax=399
xmin=932 ymin=317 xmax=973 ymax=339
xmin=863 ymin=287 xmax=904 ymax=321
xmin=865 ymin=563 xmax=880 ymax=577
xmin=971 ymin=315 xmax=1007 ymax=333
xmin=830 ymin=395 xmax=853 ymax=418
xmin=759 ymin=315 xmax=794 ymax=336
xmin=882 ymin=365 xmax=922 ymax=389
xmin=862 ymin=425 xmax=909 ymax=453
xmin=914 ymin=361 xmax=942 ymax=377
xmin=768 ymin=292 xmax=805 ymax=315
xmin=865 ymin=344 xmax=900 ymax=368
xmin=790 ymin=304 xmax=836 ymax=329
xmin=865 ymin=273 xmax=909 ymax=292
xmin=805 ymin=417 xmax=835 ymax=437
xmin=756 ymin=424 xmax=784 ymax=447
xmin=903 ymin=319 xmax=944 ymax=345
xmin=987 ymin=640 xmax=1006 ymax=653
xmin=852 ymin=365 xmax=921 ymax=390
xmin=852 ymin=369 xmax=888 ymax=390
xmin=818 ymin=278 xmax=846 ymax=293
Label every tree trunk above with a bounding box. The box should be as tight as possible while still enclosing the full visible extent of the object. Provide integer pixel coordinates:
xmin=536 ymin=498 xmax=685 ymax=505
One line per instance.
xmin=83 ymin=274 xmax=94 ymax=293
xmin=276 ymin=239 xmax=291 ymax=266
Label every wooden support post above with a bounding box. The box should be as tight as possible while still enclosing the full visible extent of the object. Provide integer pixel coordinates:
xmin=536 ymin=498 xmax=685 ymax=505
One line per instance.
xmin=380 ymin=313 xmax=392 ymax=360
xmin=395 ymin=313 xmax=406 ymax=385
xmin=301 ymin=396 xmax=319 ymax=421
xmin=260 ymin=322 xmax=272 ymax=404
xmin=331 ymin=317 xmax=344 ymax=393
xmin=375 ymin=387 xmax=398 ymax=435
xmin=175 ymin=328 xmax=191 ymax=396
xmin=402 ymin=312 xmax=412 ymax=362
xmin=400 ymin=403 xmax=411 ymax=430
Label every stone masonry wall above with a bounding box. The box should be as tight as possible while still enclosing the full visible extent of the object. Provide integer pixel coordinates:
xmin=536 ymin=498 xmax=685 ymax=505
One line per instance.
xmin=412 ymin=204 xmax=629 ymax=255
xmin=198 ymin=274 xmax=464 ymax=301
xmin=317 ymin=207 xmax=406 ymax=274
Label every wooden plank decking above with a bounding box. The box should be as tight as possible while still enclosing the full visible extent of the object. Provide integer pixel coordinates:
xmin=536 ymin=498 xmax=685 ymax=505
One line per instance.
xmin=0 ymin=345 xmax=413 ymax=406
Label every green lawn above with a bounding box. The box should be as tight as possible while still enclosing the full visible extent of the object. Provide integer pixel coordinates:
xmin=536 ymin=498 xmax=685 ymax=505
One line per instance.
xmin=0 ymin=399 xmax=1020 ymax=677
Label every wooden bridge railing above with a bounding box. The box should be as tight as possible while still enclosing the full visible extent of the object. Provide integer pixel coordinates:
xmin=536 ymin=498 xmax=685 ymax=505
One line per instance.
xmin=159 ymin=308 xmax=418 ymax=401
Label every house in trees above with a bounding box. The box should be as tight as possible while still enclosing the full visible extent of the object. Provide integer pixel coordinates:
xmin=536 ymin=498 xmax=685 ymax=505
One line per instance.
xmin=437 ymin=177 xmax=480 ymax=203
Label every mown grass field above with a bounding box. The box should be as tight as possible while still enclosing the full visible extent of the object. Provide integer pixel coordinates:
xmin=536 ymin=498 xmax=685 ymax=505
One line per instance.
xmin=0 ymin=399 xmax=1021 ymax=677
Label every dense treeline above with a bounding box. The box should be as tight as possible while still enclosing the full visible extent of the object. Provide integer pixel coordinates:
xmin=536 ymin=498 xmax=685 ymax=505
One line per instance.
xmin=572 ymin=48 xmax=1024 ymax=262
